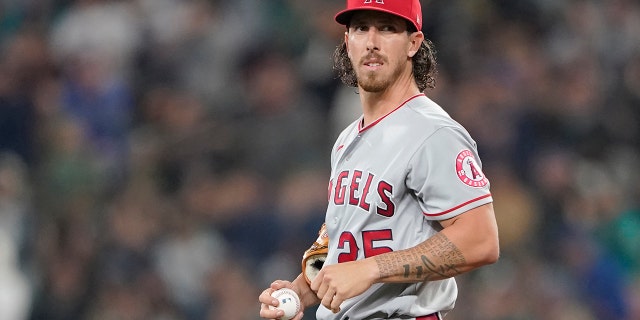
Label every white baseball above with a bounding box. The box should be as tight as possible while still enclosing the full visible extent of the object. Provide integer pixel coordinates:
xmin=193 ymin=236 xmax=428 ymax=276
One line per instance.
xmin=269 ymin=288 xmax=301 ymax=320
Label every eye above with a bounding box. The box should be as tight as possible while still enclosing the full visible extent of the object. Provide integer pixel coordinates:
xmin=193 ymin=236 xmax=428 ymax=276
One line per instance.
xmin=353 ymin=24 xmax=368 ymax=32
xmin=380 ymin=25 xmax=397 ymax=32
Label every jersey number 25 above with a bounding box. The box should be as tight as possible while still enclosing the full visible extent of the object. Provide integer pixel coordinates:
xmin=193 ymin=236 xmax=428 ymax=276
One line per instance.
xmin=337 ymin=229 xmax=393 ymax=263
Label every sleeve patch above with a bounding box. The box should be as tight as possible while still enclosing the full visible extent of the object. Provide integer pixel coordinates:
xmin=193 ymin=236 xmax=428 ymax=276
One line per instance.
xmin=456 ymin=150 xmax=488 ymax=188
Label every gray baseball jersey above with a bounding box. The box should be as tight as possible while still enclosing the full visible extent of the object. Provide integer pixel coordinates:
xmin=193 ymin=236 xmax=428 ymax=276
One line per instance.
xmin=318 ymin=94 xmax=492 ymax=320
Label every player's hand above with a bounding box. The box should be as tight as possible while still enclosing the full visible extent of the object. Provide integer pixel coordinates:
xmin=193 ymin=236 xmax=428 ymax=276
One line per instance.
xmin=258 ymin=280 xmax=304 ymax=320
xmin=310 ymin=259 xmax=378 ymax=313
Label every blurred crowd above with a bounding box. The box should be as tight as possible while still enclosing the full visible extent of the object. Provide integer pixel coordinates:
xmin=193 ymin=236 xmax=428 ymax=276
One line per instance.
xmin=0 ymin=0 xmax=639 ymax=319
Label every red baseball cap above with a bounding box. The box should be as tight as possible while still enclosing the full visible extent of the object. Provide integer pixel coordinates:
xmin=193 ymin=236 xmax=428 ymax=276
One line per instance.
xmin=335 ymin=0 xmax=423 ymax=31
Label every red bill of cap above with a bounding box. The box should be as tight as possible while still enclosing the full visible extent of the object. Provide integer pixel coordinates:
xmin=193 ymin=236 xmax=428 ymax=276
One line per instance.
xmin=335 ymin=0 xmax=422 ymax=31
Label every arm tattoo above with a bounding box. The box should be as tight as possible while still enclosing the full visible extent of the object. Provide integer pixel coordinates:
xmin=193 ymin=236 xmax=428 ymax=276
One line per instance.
xmin=374 ymin=233 xmax=466 ymax=281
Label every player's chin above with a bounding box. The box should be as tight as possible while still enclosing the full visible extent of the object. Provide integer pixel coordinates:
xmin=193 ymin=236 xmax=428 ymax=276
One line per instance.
xmin=357 ymin=78 xmax=388 ymax=93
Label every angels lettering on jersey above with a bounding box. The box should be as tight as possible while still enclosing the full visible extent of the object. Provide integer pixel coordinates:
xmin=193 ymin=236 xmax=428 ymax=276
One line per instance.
xmin=328 ymin=170 xmax=395 ymax=217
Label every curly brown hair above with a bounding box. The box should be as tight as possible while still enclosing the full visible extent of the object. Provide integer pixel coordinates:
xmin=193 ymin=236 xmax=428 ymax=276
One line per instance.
xmin=332 ymin=36 xmax=437 ymax=92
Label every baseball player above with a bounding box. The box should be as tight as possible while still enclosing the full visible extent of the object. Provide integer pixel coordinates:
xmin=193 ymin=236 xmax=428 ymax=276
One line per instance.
xmin=259 ymin=0 xmax=499 ymax=319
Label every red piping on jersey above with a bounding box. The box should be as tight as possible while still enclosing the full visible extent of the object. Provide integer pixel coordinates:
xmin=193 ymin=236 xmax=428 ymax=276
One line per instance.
xmin=423 ymin=194 xmax=492 ymax=217
xmin=358 ymin=93 xmax=426 ymax=132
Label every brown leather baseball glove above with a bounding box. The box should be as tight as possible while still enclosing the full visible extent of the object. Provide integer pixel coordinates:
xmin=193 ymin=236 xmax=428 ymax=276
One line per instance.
xmin=301 ymin=223 xmax=328 ymax=284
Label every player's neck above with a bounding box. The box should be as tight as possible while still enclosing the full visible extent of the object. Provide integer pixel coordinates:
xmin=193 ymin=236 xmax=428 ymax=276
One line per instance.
xmin=359 ymin=80 xmax=420 ymax=127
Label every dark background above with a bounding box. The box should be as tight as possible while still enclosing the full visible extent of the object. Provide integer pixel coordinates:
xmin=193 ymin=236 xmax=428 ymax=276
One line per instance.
xmin=0 ymin=0 xmax=638 ymax=319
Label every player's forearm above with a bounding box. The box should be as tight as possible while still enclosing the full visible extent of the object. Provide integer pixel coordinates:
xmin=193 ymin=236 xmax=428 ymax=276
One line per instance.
xmin=371 ymin=232 xmax=467 ymax=283
xmin=373 ymin=231 xmax=498 ymax=283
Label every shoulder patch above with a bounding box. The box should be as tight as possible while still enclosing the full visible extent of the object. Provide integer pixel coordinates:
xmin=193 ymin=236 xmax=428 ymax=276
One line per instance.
xmin=456 ymin=150 xmax=488 ymax=188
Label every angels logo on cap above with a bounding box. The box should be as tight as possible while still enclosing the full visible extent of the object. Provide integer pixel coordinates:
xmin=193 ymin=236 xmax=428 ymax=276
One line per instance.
xmin=456 ymin=150 xmax=488 ymax=188
xmin=335 ymin=0 xmax=423 ymax=31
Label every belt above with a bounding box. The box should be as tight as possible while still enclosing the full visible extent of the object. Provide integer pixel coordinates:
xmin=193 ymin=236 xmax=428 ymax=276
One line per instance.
xmin=345 ymin=312 xmax=440 ymax=320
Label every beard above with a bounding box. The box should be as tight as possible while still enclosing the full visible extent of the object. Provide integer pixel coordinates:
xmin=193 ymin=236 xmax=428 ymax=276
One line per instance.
xmin=357 ymin=72 xmax=391 ymax=92
xmin=355 ymin=58 xmax=405 ymax=93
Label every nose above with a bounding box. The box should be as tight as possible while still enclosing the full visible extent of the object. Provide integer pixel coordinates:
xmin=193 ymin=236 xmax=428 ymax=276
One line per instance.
xmin=366 ymin=28 xmax=380 ymax=52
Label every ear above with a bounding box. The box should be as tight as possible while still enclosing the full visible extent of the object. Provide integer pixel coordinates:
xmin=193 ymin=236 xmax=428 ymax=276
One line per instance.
xmin=407 ymin=31 xmax=425 ymax=58
xmin=344 ymin=31 xmax=351 ymax=58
